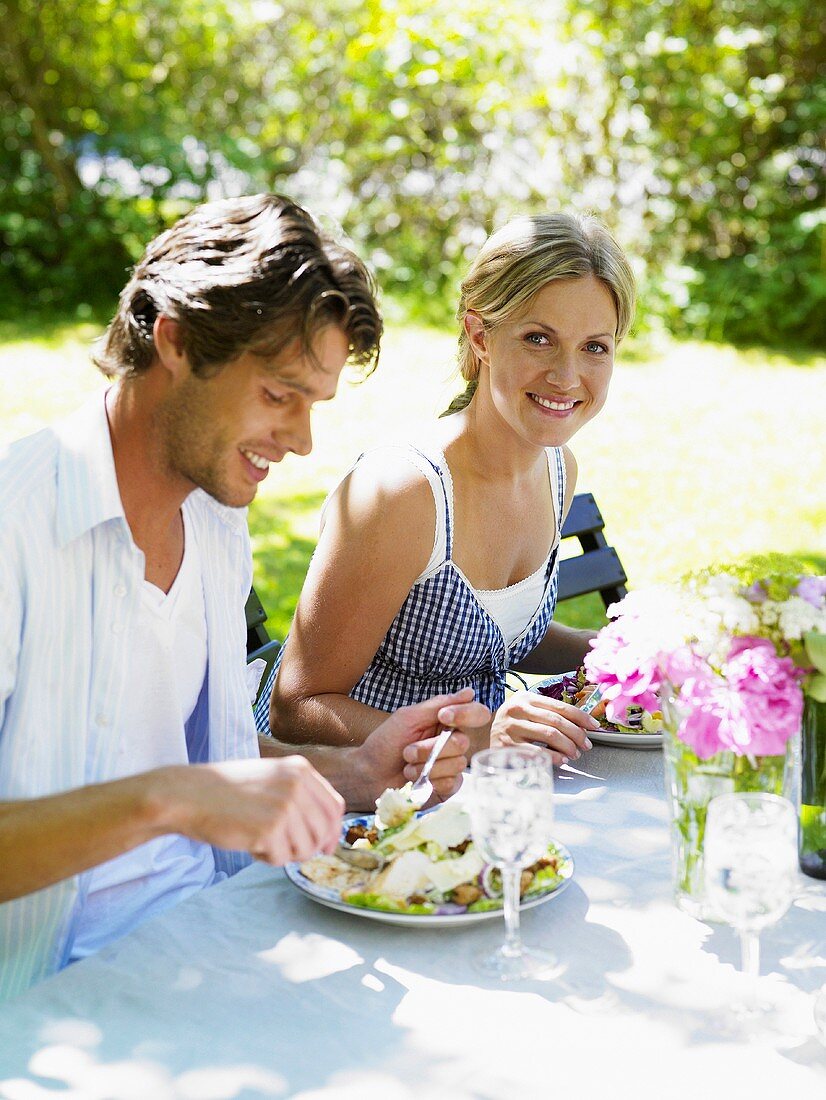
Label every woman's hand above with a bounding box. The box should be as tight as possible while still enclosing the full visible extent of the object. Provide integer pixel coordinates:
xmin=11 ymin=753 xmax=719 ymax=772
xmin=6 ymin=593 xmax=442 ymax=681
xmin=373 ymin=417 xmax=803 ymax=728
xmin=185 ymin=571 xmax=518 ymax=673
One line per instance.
xmin=490 ymin=690 xmax=600 ymax=766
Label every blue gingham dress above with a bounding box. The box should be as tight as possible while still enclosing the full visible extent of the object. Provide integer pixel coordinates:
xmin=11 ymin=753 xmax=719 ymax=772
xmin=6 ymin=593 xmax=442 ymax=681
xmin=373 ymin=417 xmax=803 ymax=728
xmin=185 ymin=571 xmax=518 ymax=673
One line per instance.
xmin=254 ymin=445 xmax=565 ymax=731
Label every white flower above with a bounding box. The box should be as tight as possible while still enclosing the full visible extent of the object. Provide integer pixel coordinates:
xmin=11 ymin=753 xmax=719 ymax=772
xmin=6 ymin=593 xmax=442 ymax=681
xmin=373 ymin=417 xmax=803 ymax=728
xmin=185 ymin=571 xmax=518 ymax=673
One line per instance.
xmin=711 ymin=592 xmax=760 ymax=635
xmin=607 ymin=573 xmax=824 ymax=673
xmin=775 ymin=596 xmax=823 ymax=642
xmin=759 ymin=601 xmax=782 ymax=627
xmin=701 ymin=574 xmax=741 ymax=596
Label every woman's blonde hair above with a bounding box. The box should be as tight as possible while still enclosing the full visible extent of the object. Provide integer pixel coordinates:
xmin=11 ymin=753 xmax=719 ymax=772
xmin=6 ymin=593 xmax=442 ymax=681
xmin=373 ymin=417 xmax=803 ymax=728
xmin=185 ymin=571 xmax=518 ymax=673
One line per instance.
xmin=444 ymin=212 xmax=636 ymax=414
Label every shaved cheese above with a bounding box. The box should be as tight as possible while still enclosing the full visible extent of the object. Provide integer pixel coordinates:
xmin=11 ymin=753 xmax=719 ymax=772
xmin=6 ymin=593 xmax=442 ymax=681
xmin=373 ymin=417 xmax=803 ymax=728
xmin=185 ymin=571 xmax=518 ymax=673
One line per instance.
xmin=424 ymin=849 xmax=484 ymax=893
xmin=377 ymin=800 xmax=472 ymax=854
xmin=416 ymin=802 xmax=471 ymax=849
xmin=370 ymin=850 xmax=432 ymax=899
xmin=375 ymin=783 xmax=417 ymax=830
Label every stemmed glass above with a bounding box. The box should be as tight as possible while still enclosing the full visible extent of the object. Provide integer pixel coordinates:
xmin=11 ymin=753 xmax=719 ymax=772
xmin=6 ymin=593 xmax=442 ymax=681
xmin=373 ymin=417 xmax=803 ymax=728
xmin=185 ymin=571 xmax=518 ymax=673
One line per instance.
xmin=703 ymin=792 xmax=798 ymax=1019
xmin=815 ymin=984 xmax=826 ymax=1046
xmin=469 ymin=745 xmax=558 ymax=981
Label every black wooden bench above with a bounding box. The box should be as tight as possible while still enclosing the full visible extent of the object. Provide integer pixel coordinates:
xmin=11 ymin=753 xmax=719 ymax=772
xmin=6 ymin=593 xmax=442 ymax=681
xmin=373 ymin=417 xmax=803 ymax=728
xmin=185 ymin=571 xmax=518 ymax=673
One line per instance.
xmin=557 ymin=491 xmax=627 ymax=610
xmin=244 ymin=587 xmax=281 ymax=700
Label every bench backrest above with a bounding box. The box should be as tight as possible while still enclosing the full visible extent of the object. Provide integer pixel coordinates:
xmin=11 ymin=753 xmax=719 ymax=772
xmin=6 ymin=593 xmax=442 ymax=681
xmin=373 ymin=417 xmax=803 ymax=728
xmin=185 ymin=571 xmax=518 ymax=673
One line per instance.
xmin=557 ymin=492 xmax=627 ymax=609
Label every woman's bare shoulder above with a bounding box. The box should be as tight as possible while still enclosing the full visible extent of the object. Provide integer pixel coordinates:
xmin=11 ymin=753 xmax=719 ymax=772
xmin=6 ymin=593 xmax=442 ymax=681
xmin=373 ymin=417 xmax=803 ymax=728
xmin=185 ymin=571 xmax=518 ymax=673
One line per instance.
xmin=324 ymin=445 xmax=438 ymax=533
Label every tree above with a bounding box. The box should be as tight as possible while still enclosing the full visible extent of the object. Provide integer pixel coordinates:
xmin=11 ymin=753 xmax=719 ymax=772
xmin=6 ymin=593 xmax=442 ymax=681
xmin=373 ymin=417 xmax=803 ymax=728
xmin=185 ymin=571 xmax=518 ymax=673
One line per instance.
xmin=1 ymin=0 xmax=822 ymax=345
xmin=572 ymin=0 xmax=825 ymax=344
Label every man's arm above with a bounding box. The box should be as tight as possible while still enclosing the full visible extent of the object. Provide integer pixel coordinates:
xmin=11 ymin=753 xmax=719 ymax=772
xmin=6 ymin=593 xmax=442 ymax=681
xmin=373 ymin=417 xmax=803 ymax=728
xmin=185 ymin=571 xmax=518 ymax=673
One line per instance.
xmin=259 ymin=689 xmax=490 ymax=810
xmin=0 ymin=756 xmax=344 ymax=904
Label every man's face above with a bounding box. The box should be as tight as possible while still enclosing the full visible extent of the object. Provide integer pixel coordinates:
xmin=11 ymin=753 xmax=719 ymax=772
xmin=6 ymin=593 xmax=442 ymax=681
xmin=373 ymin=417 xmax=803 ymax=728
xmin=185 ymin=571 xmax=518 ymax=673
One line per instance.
xmin=159 ymin=325 xmax=349 ymax=507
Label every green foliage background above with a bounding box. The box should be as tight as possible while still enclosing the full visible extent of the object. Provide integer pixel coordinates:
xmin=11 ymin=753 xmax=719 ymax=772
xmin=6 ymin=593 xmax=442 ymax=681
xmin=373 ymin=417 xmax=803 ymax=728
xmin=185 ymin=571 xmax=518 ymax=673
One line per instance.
xmin=1 ymin=0 xmax=823 ymax=344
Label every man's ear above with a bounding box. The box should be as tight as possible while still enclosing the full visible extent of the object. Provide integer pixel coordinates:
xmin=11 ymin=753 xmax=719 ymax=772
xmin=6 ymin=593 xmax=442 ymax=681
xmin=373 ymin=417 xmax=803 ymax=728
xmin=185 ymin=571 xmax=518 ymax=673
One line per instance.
xmin=463 ymin=311 xmax=489 ymax=365
xmin=153 ymin=315 xmax=189 ymax=378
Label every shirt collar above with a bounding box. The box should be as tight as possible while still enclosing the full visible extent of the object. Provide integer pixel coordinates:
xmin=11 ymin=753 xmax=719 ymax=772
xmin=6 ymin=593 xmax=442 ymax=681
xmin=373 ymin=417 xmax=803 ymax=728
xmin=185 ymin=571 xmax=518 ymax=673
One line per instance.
xmin=54 ymin=389 xmax=127 ymax=547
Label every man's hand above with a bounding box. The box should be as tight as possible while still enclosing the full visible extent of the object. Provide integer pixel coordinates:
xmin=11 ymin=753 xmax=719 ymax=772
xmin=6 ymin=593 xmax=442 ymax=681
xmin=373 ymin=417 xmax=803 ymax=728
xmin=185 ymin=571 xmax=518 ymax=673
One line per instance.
xmin=0 ymin=755 xmax=345 ymax=903
xmin=161 ymin=756 xmax=345 ymax=865
xmin=357 ymin=688 xmax=490 ymax=804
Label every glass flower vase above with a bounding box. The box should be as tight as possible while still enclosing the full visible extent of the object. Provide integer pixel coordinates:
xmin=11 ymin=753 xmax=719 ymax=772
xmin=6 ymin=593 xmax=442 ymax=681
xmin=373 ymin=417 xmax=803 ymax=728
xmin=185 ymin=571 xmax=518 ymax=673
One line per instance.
xmin=660 ymin=693 xmax=795 ymax=918
xmin=799 ymin=693 xmax=826 ymax=879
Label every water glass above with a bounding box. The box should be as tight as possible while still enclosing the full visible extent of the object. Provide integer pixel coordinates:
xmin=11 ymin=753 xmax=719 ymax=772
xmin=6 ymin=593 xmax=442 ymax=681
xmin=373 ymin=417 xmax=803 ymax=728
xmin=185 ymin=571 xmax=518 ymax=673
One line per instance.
xmin=704 ymin=792 xmax=797 ymax=1018
xmin=470 ymin=746 xmax=557 ymax=980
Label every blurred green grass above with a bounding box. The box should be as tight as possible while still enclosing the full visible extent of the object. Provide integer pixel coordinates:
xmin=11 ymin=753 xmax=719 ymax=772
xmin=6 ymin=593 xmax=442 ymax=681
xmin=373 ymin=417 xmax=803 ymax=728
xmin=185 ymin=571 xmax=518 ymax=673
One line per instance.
xmin=2 ymin=322 xmax=824 ymax=640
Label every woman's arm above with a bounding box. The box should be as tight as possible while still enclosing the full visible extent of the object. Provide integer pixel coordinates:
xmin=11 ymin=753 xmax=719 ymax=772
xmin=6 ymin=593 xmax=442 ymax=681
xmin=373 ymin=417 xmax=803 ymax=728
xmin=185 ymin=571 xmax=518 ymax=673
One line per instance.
xmin=268 ymin=452 xmax=441 ymax=748
xmin=512 ymin=619 xmax=596 ymax=675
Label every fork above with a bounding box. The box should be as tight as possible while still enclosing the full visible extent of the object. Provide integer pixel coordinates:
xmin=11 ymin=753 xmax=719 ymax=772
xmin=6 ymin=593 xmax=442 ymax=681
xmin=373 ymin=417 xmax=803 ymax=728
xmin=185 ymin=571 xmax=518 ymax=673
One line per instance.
xmin=334 ymin=727 xmax=456 ymax=870
xmin=409 ymin=726 xmax=455 ymax=807
xmin=579 ymin=685 xmax=603 ymax=714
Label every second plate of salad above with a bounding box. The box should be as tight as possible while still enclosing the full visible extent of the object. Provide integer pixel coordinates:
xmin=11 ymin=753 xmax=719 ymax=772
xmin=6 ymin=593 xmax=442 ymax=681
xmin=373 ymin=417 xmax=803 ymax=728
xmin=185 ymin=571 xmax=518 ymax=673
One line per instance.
xmin=531 ymin=669 xmax=664 ymax=750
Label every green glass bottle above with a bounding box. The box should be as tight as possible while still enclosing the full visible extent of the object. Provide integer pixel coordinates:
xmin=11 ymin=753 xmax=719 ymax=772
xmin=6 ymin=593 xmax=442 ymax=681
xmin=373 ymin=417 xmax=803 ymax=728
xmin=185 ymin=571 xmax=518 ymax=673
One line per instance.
xmin=799 ymin=695 xmax=826 ymax=879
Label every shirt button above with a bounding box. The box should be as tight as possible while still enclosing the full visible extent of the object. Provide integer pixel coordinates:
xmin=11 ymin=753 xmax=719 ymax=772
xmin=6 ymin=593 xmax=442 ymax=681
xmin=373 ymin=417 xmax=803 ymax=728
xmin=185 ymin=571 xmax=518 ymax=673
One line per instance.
xmin=111 ymin=623 xmax=124 ymax=635
xmin=113 ymin=584 xmax=127 ymax=598
xmin=96 ymin=713 xmax=110 ymax=726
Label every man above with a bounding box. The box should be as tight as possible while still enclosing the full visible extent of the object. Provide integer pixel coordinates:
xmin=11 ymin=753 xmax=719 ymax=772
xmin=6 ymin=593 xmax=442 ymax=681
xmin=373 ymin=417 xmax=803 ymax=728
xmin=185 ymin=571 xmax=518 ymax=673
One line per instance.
xmin=0 ymin=194 xmax=489 ymax=1000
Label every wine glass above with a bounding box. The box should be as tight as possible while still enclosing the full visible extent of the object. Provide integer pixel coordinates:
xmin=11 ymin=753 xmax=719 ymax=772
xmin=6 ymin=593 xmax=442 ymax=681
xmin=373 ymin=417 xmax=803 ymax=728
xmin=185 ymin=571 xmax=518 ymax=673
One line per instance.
xmin=703 ymin=792 xmax=798 ymax=1020
xmin=814 ymin=984 xmax=826 ymax=1046
xmin=469 ymin=745 xmax=558 ymax=980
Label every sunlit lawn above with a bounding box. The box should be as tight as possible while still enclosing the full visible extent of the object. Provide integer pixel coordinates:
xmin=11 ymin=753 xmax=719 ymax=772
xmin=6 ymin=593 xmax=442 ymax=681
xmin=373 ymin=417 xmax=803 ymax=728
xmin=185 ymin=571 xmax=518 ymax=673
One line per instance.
xmin=2 ymin=320 xmax=824 ymax=640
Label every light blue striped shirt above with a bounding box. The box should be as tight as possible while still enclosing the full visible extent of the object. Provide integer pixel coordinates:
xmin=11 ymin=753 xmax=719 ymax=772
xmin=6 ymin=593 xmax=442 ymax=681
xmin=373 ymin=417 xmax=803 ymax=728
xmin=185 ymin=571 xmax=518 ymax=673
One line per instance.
xmin=0 ymin=394 xmax=257 ymax=1001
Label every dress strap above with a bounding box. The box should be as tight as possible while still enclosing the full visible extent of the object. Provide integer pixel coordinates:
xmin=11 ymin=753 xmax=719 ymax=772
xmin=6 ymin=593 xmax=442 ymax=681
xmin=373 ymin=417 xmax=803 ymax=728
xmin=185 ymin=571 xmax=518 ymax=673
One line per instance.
xmin=554 ymin=446 xmax=567 ymax=521
xmin=343 ymin=444 xmax=453 ymax=576
xmin=546 ymin=447 xmax=566 ymax=569
xmin=406 ymin=445 xmax=453 ymax=562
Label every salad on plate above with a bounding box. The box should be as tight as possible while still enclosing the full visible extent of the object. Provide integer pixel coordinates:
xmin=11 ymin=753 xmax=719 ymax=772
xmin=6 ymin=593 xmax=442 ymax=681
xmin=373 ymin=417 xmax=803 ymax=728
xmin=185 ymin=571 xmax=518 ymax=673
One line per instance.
xmin=295 ymin=783 xmax=571 ymax=918
xmin=535 ymin=666 xmax=663 ymax=736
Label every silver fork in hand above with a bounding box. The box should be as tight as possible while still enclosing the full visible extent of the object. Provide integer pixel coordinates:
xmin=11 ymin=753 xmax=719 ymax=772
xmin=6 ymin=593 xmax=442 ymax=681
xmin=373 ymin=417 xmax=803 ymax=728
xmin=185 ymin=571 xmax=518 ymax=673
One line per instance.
xmin=409 ymin=727 xmax=455 ymax=807
xmin=335 ymin=727 xmax=456 ymax=869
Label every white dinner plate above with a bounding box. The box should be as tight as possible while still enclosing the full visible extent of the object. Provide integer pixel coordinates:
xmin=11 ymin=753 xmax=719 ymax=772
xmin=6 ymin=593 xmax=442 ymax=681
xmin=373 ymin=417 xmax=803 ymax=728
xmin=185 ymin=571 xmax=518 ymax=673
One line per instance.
xmin=587 ymin=728 xmax=663 ymax=750
xmin=530 ymin=675 xmax=663 ymax=751
xmin=284 ymin=818 xmax=574 ymax=927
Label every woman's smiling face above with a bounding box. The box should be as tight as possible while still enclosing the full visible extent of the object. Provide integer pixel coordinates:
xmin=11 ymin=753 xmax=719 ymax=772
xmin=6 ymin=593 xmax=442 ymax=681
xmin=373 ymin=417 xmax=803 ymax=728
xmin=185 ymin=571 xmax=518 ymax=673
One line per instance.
xmin=467 ymin=275 xmax=618 ymax=448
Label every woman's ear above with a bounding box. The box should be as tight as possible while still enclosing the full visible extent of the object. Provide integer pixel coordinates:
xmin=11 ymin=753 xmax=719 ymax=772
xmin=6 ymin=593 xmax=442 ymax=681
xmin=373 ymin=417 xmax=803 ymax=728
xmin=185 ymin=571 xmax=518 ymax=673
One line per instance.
xmin=464 ymin=311 xmax=490 ymax=365
xmin=152 ymin=315 xmax=189 ymax=379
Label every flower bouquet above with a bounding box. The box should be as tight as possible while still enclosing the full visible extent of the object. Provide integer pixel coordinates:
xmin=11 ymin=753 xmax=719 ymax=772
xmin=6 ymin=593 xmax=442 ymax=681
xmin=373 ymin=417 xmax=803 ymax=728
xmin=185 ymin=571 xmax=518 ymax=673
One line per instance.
xmin=583 ymin=570 xmax=826 ymax=913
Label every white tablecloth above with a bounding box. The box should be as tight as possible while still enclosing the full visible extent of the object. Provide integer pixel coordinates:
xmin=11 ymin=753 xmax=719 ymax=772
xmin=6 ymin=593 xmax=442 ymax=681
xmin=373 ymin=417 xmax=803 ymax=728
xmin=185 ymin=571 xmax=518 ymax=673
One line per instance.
xmin=1 ymin=746 xmax=825 ymax=1099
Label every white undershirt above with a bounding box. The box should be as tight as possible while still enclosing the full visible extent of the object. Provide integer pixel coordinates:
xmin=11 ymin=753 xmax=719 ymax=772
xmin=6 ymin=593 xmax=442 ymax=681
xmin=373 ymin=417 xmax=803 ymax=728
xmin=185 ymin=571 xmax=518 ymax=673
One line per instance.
xmin=412 ymin=447 xmax=559 ymax=648
xmin=475 ymin=554 xmax=552 ymax=649
xmin=70 ymin=512 xmax=216 ymax=960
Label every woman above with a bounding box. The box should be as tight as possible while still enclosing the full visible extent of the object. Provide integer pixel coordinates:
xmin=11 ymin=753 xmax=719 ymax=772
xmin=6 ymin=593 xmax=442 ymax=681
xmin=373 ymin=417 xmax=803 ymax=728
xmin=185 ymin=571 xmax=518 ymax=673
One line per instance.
xmin=255 ymin=212 xmax=636 ymax=765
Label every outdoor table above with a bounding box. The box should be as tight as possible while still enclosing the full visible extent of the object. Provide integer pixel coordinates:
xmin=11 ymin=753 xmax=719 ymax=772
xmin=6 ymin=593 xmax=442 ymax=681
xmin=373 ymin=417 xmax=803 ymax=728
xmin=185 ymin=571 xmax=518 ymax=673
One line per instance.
xmin=1 ymin=744 xmax=825 ymax=1098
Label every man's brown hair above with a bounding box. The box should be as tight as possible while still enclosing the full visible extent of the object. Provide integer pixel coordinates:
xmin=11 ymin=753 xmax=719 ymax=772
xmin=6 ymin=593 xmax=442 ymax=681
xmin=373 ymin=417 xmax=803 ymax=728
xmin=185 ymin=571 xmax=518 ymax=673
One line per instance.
xmin=94 ymin=194 xmax=382 ymax=379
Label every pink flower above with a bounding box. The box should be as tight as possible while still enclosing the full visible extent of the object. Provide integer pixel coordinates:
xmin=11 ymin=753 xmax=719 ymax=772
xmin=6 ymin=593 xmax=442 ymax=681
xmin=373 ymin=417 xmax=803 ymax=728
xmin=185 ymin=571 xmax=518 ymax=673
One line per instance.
xmin=676 ymin=672 xmax=728 ymax=759
xmin=659 ymin=646 xmax=709 ymax=690
xmin=720 ymin=637 xmax=803 ymax=756
xmin=585 ymin=583 xmax=808 ymax=760
xmin=673 ymin=637 xmax=803 ymax=759
xmin=584 ymin=622 xmax=662 ymax=722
